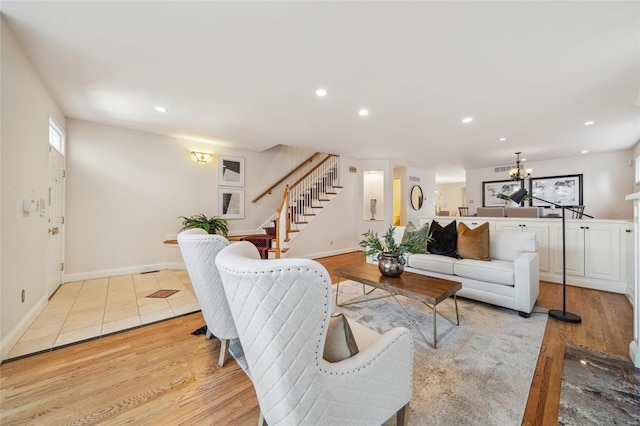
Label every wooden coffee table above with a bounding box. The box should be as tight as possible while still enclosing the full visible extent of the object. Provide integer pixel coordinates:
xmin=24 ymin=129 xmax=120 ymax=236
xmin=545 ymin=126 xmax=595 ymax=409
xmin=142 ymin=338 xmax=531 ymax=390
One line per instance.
xmin=333 ymin=262 xmax=462 ymax=348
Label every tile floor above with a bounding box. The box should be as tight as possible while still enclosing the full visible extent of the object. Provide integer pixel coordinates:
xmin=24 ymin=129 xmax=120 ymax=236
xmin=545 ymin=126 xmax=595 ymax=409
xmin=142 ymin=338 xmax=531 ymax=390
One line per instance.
xmin=6 ymin=269 xmax=200 ymax=360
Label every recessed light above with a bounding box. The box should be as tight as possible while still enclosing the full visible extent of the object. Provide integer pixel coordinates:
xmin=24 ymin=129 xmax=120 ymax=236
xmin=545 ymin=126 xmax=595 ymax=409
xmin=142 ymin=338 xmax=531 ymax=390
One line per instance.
xmin=358 ymin=109 xmax=369 ymax=117
xmin=584 ymin=121 xmax=594 ymax=126
xmin=155 ymin=106 xmax=168 ymax=113
xmin=499 ymin=137 xmax=507 ymax=142
xmin=315 ymin=88 xmax=327 ymax=97
xmin=581 ymin=150 xmax=589 ymax=154
xmin=462 ymin=117 xmax=473 ymax=124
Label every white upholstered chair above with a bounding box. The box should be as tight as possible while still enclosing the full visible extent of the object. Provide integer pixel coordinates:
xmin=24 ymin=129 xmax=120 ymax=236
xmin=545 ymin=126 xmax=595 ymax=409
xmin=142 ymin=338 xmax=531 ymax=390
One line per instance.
xmin=177 ymin=229 xmax=238 ymax=367
xmin=216 ymin=242 xmax=414 ymax=426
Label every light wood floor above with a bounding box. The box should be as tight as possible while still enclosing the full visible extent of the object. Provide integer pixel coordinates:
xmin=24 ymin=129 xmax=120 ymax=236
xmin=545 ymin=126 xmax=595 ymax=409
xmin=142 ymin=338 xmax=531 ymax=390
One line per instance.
xmin=0 ymin=252 xmax=633 ymax=425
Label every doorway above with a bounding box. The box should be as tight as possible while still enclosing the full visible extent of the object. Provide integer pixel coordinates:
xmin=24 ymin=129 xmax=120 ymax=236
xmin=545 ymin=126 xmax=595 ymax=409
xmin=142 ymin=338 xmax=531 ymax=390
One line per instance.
xmin=393 ymin=178 xmax=402 ymax=225
xmin=47 ymin=119 xmax=65 ymax=297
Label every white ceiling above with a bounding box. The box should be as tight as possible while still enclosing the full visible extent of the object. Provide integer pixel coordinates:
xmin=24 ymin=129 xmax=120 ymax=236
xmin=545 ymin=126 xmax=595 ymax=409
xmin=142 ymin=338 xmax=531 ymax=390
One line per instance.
xmin=2 ymin=1 xmax=639 ymax=182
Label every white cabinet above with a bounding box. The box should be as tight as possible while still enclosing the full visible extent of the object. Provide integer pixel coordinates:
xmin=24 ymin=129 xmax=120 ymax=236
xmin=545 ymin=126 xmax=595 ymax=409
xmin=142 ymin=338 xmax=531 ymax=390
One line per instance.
xmin=623 ymin=225 xmax=634 ymax=300
xmin=550 ymin=222 xmax=621 ymax=282
xmin=458 ymin=219 xmax=495 ymax=230
xmin=420 ymin=217 xmax=495 ymax=230
xmin=418 ymin=216 xmax=632 ymax=293
xmin=495 ymin=221 xmax=549 ymax=272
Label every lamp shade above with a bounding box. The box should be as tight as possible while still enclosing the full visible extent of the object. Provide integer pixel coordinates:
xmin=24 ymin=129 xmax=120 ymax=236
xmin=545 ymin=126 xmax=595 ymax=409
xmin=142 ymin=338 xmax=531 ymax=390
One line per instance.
xmin=509 ymin=188 xmax=528 ymax=204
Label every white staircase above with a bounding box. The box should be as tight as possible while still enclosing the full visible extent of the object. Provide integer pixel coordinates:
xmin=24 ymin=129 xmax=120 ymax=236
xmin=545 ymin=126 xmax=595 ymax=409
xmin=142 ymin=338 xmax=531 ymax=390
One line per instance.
xmin=273 ymin=155 xmax=342 ymax=258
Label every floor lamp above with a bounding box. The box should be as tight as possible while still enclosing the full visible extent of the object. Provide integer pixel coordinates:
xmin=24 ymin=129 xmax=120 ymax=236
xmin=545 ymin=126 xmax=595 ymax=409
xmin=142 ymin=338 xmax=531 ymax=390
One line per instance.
xmin=509 ymin=188 xmax=593 ymax=323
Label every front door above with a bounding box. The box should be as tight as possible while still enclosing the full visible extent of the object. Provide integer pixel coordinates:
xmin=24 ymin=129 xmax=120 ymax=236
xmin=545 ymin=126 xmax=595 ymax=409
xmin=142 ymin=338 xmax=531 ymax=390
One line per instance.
xmin=47 ymin=146 xmax=65 ymax=297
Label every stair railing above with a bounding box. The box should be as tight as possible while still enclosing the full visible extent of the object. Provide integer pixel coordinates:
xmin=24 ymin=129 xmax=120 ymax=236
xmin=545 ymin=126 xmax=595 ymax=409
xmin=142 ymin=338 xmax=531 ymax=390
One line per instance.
xmin=273 ymin=155 xmax=340 ymax=258
xmin=274 ymin=185 xmax=289 ymax=259
xmin=287 ymin=155 xmax=340 ymax=230
xmin=252 ymin=152 xmax=321 ymax=203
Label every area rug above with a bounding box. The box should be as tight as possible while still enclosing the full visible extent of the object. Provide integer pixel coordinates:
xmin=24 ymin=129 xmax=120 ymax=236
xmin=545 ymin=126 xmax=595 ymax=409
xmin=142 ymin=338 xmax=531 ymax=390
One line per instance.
xmin=333 ymin=280 xmax=547 ymax=425
xmin=558 ymin=341 xmax=640 ymax=425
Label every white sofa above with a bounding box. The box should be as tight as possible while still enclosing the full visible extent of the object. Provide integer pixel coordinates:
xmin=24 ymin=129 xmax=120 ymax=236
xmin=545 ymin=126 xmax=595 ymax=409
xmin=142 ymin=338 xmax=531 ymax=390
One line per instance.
xmin=368 ymin=226 xmax=540 ymax=316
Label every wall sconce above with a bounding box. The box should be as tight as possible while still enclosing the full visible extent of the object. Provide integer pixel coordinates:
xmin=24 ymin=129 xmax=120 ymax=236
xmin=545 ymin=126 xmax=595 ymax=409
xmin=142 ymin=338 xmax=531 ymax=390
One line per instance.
xmin=191 ymin=151 xmax=213 ymax=163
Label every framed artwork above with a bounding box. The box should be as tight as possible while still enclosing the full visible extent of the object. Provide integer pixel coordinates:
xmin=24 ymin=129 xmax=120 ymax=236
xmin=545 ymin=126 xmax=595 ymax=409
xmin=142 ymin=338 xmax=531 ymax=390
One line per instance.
xmin=529 ymin=174 xmax=583 ymax=207
xmin=219 ymin=188 xmax=245 ymax=219
xmin=219 ymin=156 xmax=245 ymax=187
xmin=482 ymin=180 xmax=524 ymax=207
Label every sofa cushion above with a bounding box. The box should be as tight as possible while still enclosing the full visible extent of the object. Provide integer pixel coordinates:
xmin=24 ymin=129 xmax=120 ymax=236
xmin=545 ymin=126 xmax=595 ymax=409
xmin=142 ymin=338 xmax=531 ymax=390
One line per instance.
xmin=324 ymin=313 xmax=359 ymax=362
xmin=407 ymin=253 xmax=456 ymax=275
xmin=428 ymin=220 xmax=458 ymax=258
xmin=454 ymin=259 xmax=515 ymax=286
xmin=403 ymin=221 xmax=430 ymax=253
xmin=402 ymin=221 xmax=416 ymax=242
xmin=490 ymin=231 xmax=537 ymax=262
xmin=457 ymin=222 xmax=490 ymax=261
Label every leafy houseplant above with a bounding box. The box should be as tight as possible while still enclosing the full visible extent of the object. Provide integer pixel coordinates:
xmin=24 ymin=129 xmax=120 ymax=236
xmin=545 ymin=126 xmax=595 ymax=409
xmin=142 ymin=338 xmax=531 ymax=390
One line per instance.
xmin=179 ymin=214 xmax=229 ymax=236
xmin=360 ymin=225 xmax=432 ymax=277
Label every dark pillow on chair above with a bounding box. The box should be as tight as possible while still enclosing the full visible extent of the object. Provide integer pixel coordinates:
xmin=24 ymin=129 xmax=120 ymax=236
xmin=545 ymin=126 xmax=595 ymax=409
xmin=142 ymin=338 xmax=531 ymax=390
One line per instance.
xmin=428 ymin=220 xmax=458 ymax=258
xmin=323 ymin=313 xmax=359 ymax=362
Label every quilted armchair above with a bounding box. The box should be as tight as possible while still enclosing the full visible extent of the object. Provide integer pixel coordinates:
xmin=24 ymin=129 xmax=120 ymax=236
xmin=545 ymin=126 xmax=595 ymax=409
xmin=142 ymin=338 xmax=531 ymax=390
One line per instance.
xmin=216 ymin=242 xmax=414 ymax=426
xmin=177 ymin=229 xmax=238 ymax=367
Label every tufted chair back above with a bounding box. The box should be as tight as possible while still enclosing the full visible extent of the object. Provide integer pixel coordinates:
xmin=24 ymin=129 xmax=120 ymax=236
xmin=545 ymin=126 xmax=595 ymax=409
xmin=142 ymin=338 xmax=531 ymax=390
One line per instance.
xmin=178 ymin=229 xmax=237 ymax=366
xmin=216 ymin=241 xmax=413 ymax=426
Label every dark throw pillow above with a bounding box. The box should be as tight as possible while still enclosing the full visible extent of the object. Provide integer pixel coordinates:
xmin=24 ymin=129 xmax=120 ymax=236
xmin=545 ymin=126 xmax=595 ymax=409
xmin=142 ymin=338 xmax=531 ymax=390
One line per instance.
xmin=323 ymin=313 xmax=359 ymax=362
xmin=428 ymin=220 xmax=458 ymax=258
xmin=457 ymin=222 xmax=491 ymax=261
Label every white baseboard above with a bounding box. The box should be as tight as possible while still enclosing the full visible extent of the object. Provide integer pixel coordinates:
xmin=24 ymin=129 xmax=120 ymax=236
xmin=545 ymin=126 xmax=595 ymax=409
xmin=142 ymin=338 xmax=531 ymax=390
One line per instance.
xmin=539 ymin=272 xmax=626 ymax=294
xmin=1 ymin=294 xmax=48 ymax=361
xmin=298 ymin=246 xmax=361 ymax=260
xmin=166 ymin=262 xmax=186 ymax=270
xmin=64 ymin=263 xmax=170 ymax=283
xmin=630 ymin=340 xmax=640 ymax=368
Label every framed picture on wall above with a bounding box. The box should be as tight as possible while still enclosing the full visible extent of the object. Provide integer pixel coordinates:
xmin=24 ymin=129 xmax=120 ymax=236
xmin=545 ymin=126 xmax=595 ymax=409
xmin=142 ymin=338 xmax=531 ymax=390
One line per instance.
xmin=529 ymin=174 xmax=583 ymax=207
xmin=219 ymin=156 xmax=245 ymax=187
xmin=482 ymin=179 xmax=524 ymax=207
xmin=219 ymin=188 xmax=245 ymax=219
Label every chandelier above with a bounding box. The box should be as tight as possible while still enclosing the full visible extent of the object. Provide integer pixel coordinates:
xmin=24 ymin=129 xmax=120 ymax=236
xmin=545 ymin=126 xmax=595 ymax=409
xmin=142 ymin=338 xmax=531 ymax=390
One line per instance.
xmin=508 ymin=152 xmax=532 ymax=180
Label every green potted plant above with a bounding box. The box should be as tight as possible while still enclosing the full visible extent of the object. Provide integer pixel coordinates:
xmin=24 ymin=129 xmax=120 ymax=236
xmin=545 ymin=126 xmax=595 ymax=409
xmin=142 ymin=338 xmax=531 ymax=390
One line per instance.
xmin=359 ymin=225 xmax=432 ymax=277
xmin=178 ymin=214 xmax=229 ymax=236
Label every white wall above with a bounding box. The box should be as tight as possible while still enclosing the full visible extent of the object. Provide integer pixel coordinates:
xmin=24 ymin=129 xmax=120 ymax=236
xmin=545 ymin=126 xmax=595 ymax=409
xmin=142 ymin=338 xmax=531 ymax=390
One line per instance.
xmin=65 ymin=119 xmax=316 ymax=278
xmin=1 ymin=19 xmax=66 ymax=358
xmin=287 ymin=158 xmax=361 ymax=258
xmin=436 ymin=182 xmax=465 ymax=216
xmin=355 ymin=159 xmax=395 ymax=239
xmin=396 ymin=166 xmax=437 ymax=226
xmin=633 ymin=142 xmax=640 ymax=191
xmin=466 ymin=150 xmax=633 ymax=220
